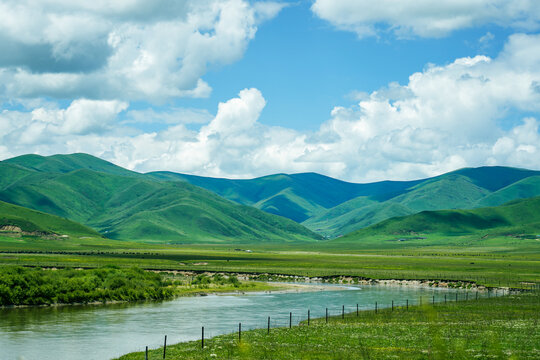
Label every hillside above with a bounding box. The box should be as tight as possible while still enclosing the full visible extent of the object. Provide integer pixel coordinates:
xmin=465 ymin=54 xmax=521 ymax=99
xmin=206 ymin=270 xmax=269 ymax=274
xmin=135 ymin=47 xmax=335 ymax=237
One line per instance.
xmin=148 ymin=171 xmax=421 ymax=223
xmin=3 ymin=153 xmax=540 ymax=241
xmin=304 ymin=167 xmax=540 ymax=237
xmin=332 ymin=196 xmax=540 ymax=246
xmin=0 ymin=154 xmax=321 ymax=243
xmin=0 ymin=200 xmax=101 ymax=238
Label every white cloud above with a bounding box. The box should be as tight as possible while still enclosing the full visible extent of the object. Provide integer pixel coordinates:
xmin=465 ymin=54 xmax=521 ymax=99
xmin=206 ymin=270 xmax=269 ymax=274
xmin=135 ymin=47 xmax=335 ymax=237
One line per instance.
xmin=0 ymin=0 xmax=283 ymax=102
xmin=2 ymin=34 xmax=540 ymax=182
xmin=311 ymin=0 xmax=540 ymax=38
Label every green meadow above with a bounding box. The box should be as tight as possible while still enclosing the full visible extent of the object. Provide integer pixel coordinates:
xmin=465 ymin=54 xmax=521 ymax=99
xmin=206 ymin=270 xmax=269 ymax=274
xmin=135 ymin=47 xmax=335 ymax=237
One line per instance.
xmin=116 ymin=292 xmax=540 ymax=360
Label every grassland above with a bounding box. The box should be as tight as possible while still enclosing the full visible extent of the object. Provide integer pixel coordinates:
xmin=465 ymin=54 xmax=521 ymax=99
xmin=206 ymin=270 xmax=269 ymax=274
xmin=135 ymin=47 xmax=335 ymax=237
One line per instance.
xmin=0 ymin=234 xmax=538 ymax=289
xmin=116 ymin=292 xmax=540 ymax=359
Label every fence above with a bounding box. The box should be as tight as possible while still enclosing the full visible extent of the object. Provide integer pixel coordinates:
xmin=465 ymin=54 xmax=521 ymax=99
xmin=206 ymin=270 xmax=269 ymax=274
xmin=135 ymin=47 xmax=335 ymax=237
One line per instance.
xmin=142 ymin=286 xmax=527 ymax=359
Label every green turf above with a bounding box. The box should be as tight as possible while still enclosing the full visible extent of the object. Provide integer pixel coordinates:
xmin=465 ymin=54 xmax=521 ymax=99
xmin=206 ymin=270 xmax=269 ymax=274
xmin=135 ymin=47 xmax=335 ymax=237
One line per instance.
xmin=116 ymin=292 xmax=540 ymax=360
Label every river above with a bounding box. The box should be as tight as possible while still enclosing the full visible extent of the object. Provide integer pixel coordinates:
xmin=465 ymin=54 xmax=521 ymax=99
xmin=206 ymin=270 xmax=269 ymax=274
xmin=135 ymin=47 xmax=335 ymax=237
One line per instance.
xmin=0 ymin=284 xmax=478 ymax=360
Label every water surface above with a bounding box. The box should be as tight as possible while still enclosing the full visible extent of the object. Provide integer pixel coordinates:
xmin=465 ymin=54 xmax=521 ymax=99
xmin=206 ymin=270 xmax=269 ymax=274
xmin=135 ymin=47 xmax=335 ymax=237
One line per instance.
xmin=0 ymin=284 xmax=477 ymax=360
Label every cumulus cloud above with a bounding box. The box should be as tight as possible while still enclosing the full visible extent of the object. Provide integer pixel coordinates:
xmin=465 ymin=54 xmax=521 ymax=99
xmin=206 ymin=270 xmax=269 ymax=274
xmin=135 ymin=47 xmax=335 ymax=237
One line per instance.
xmin=0 ymin=0 xmax=285 ymax=102
xmin=311 ymin=0 xmax=540 ymax=38
xmin=2 ymin=34 xmax=540 ymax=182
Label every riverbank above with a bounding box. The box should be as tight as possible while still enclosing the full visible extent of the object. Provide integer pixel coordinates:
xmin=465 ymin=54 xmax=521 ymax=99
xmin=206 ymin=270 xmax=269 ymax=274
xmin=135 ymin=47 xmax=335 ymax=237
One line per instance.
xmin=151 ymin=269 xmax=512 ymax=292
xmin=116 ymin=291 xmax=540 ymax=360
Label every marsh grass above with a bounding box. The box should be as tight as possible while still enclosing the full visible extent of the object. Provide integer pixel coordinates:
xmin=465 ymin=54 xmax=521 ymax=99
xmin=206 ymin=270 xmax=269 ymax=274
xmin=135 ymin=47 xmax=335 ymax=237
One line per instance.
xmin=117 ymin=293 xmax=539 ymax=359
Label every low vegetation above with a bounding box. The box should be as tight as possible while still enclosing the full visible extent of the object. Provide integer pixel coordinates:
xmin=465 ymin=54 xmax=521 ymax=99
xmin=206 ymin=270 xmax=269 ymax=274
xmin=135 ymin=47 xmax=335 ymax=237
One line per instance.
xmin=0 ymin=266 xmax=279 ymax=306
xmin=117 ymin=292 xmax=540 ymax=359
xmin=0 ymin=266 xmax=173 ymax=306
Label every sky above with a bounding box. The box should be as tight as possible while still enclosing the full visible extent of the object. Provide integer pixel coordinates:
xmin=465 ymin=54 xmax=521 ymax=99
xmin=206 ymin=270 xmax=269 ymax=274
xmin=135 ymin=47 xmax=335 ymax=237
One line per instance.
xmin=1 ymin=0 xmax=540 ymax=182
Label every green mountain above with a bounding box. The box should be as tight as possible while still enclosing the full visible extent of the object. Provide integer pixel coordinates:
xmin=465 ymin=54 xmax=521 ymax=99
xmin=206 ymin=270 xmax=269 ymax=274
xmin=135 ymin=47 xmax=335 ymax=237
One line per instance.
xmin=3 ymin=153 xmax=540 ymax=241
xmin=335 ymin=196 xmax=540 ymax=243
xmin=0 ymin=154 xmax=321 ymax=243
xmin=0 ymin=200 xmax=101 ymax=238
xmin=304 ymin=168 xmax=540 ymax=237
xmin=148 ymin=171 xmax=421 ymax=223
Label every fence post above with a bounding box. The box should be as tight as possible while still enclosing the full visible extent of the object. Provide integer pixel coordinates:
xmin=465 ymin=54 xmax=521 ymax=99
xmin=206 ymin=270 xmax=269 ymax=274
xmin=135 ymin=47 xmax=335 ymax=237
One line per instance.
xmin=406 ymin=299 xmax=408 ymax=311
xmin=342 ymin=305 xmax=344 ymax=319
xmin=145 ymin=346 xmax=148 ymax=360
xmin=356 ymin=304 xmax=359 ymax=316
xmin=308 ymin=309 xmax=310 ymax=326
xmin=375 ymin=302 xmax=377 ymax=314
xmin=202 ymin=326 xmax=204 ymax=349
xmin=163 ymin=335 xmax=167 ymax=359
xmin=239 ymin=323 xmax=241 ymax=342
xmin=326 ymin=308 xmax=328 ymax=323
xmin=268 ymin=316 xmax=270 ymax=334
xmin=392 ymin=300 xmax=394 ymax=311
xmin=289 ymin=312 xmax=292 ymax=328
xmin=432 ymin=295 xmax=435 ymax=305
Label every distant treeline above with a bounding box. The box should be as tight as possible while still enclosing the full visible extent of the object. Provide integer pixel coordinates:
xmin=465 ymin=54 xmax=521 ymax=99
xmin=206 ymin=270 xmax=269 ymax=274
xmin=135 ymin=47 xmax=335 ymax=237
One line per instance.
xmin=0 ymin=266 xmax=174 ymax=306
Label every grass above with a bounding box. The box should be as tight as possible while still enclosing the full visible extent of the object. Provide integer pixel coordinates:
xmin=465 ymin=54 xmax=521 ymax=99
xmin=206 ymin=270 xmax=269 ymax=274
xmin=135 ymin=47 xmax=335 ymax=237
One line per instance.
xmin=0 ymin=200 xmax=102 ymax=237
xmin=116 ymin=292 xmax=540 ymax=359
xmin=0 ymin=236 xmax=538 ymax=289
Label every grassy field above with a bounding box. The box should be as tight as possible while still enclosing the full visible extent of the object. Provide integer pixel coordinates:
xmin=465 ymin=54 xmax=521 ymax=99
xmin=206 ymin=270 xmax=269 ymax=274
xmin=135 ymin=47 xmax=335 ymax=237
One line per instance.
xmin=116 ymin=292 xmax=540 ymax=359
xmin=1 ymin=234 xmax=538 ymax=289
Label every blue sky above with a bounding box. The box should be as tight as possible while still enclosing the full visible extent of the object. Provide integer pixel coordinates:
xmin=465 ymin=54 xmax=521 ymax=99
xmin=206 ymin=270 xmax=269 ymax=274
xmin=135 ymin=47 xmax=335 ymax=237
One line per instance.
xmin=1 ymin=0 xmax=540 ymax=181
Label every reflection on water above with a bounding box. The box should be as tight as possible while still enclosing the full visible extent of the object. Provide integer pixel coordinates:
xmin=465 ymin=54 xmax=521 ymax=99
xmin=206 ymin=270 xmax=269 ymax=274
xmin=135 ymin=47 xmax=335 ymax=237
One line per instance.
xmin=0 ymin=284 xmax=476 ymax=360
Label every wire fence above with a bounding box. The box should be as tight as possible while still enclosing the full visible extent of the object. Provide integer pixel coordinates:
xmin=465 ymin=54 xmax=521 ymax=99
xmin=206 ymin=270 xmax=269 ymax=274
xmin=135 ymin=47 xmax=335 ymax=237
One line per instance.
xmin=142 ymin=285 xmax=537 ymax=360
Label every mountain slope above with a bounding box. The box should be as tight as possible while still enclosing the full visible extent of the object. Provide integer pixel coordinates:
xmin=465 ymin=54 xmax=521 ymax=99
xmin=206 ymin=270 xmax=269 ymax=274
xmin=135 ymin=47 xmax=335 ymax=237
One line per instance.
xmin=336 ymin=196 xmax=540 ymax=243
xmin=148 ymin=171 xmax=422 ymax=223
xmin=0 ymin=155 xmax=321 ymax=243
xmin=304 ymin=168 xmax=540 ymax=237
xmin=0 ymin=200 xmax=102 ymax=238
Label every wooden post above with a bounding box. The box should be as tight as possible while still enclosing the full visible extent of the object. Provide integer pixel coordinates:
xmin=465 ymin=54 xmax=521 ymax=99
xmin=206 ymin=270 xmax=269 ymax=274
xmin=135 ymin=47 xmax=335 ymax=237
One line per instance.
xmin=145 ymin=346 xmax=148 ymax=360
xmin=308 ymin=309 xmax=310 ymax=326
xmin=356 ymin=304 xmax=359 ymax=316
xmin=289 ymin=312 xmax=292 ymax=328
xmin=326 ymin=308 xmax=328 ymax=323
xmin=432 ymin=295 xmax=435 ymax=305
xmin=202 ymin=326 xmax=204 ymax=349
xmin=392 ymin=300 xmax=394 ymax=311
xmin=375 ymin=302 xmax=377 ymax=314
xmin=342 ymin=305 xmax=344 ymax=319
xmin=406 ymin=299 xmax=408 ymax=311
xmin=267 ymin=316 xmax=270 ymax=334
xmin=163 ymin=335 xmax=167 ymax=359
xmin=239 ymin=323 xmax=241 ymax=342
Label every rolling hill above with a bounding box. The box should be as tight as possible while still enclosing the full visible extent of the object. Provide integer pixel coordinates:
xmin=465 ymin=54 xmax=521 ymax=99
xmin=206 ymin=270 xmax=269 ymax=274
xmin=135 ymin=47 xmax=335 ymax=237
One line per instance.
xmin=152 ymin=166 xmax=540 ymax=237
xmin=0 ymin=200 xmax=102 ymax=238
xmin=0 ymin=154 xmax=321 ymax=243
xmin=3 ymin=153 xmax=540 ymax=241
xmin=331 ymin=196 xmax=540 ymax=246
